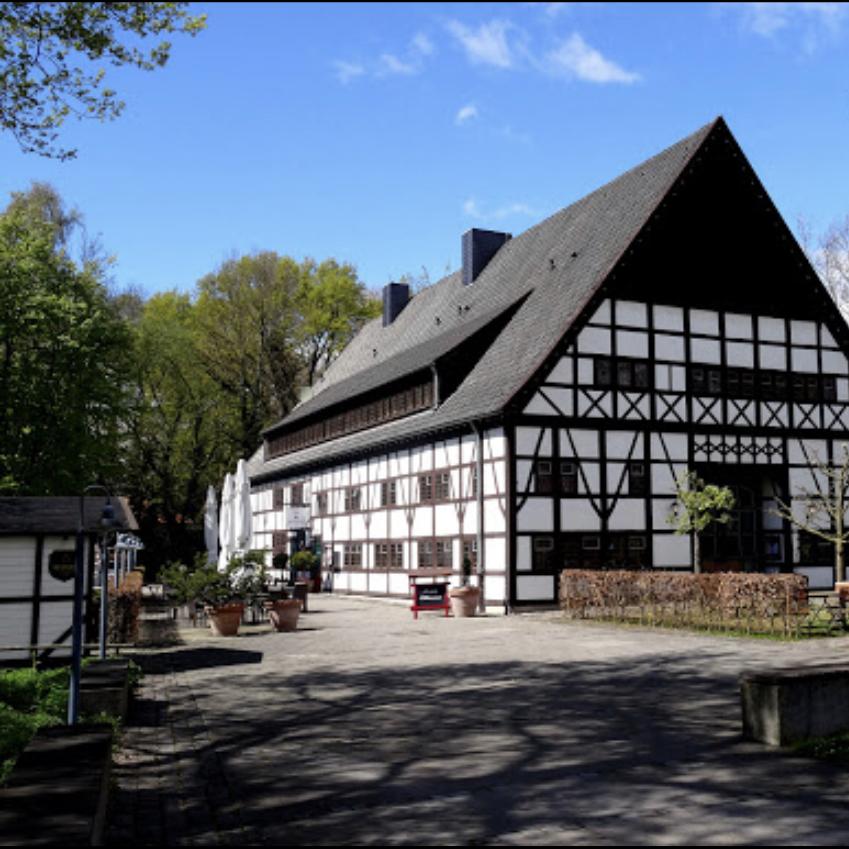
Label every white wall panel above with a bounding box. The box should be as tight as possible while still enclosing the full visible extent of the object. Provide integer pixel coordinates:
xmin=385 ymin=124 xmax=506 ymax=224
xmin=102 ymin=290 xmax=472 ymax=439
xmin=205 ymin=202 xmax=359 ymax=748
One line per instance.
xmin=412 ymin=506 xmax=432 ymax=537
xmin=543 ymin=388 xmax=573 ymax=416
xmin=485 ymin=429 xmax=506 ymax=458
xmin=435 ymin=505 xmax=460 ymax=537
xmin=690 ymin=338 xmax=721 ymax=364
xmin=653 ymin=534 xmax=690 ymax=567
xmin=0 ymin=603 xmax=32 ymax=658
xmin=690 ymin=309 xmax=719 ymax=335
xmin=791 ymin=320 xmax=817 ymax=345
xmin=547 ymin=357 xmax=573 ymax=384
xmin=349 ymin=572 xmax=367 ymax=592
xmin=516 ymin=426 xmax=551 ymax=457
xmin=616 ymin=300 xmax=648 ymax=327
xmin=617 ymin=330 xmax=649 ymax=358
xmin=516 ymin=535 xmax=532 ymax=572
xmin=389 ymin=573 xmax=409 ymax=596
xmin=654 ymin=305 xmax=684 ymax=332
xmin=822 ymin=326 xmax=838 ymax=348
xmin=516 ymin=498 xmax=554 ymax=532
xmin=516 ymin=575 xmax=555 ymax=601
xmin=369 ymin=572 xmax=388 ymax=594
xmin=370 ymin=512 xmax=387 ymax=538
xmin=726 ymin=342 xmax=754 ymax=368
xmin=608 ymin=499 xmax=646 ymax=531
xmin=561 ymin=429 xmax=598 ymax=458
xmin=485 ymin=537 xmax=506 ymax=572
xmin=578 ymin=326 xmax=611 ymax=355
xmin=725 ymin=313 xmax=752 ymax=338
xmin=759 ymin=316 xmax=785 ymax=342
xmin=38 ymin=601 xmax=73 ymax=651
xmin=655 ymin=334 xmax=685 ymax=362
xmin=524 ymin=393 xmax=557 ymax=416
xmin=823 ymin=350 xmax=848 ymax=374
xmin=759 ymin=344 xmax=786 ymax=370
xmin=788 ymin=439 xmax=828 ymax=464
xmin=652 ymin=498 xmax=677 ymax=528
xmin=484 ymin=501 xmax=506 ymax=534
xmin=41 ymin=536 xmax=80 ymax=597
xmin=792 ymin=347 xmax=818 ymax=372
xmin=606 ymin=431 xmax=641 ymax=459
xmin=578 ymin=463 xmax=600 ymax=494
xmin=0 ymin=537 xmax=37 ymax=597
xmin=561 ymin=500 xmax=601 ymax=531
xmin=651 ymin=463 xmax=687 ymax=495
xmin=589 ymin=299 xmax=611 ymax=324
xmin=794 ymin=566 xmax=832 ymax=591
xmin=483 ymin=574 xmax=506 ymax=606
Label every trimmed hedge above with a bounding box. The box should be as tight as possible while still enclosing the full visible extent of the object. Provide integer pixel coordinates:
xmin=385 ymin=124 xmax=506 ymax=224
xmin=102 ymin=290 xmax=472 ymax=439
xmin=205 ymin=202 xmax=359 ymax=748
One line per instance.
xmin=108 ymin=569 xmax=143 ymax=643
xmin=559 ymin=570 xmax=810 ymax=635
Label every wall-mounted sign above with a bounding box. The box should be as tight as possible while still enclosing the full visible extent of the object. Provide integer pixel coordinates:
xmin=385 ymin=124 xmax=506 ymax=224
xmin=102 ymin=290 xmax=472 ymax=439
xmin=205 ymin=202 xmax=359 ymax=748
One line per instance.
xmin=286 ymin=507 xmax=310 ymax=529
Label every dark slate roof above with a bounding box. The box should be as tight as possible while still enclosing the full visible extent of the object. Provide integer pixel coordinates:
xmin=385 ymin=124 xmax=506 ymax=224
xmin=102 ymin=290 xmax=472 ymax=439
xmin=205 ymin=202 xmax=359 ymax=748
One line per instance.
xmin=0 ymin=497 xmax=139 ymax=535
xmin=252 ymin=118 xmax=721 ymax=482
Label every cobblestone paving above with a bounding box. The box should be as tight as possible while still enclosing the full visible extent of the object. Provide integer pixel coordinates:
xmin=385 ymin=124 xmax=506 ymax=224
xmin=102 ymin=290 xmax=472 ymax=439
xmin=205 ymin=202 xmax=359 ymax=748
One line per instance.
xmin=108 ymin=595 xmax=849 ymax=845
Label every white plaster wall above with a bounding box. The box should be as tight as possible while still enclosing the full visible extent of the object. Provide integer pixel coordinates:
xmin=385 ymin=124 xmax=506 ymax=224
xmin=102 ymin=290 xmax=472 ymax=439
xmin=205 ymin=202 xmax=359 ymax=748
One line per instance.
xmin=725 ymin=313 xmax=752 ymax=338
xmin=690 ymin=309 xmax=719 ymax=336
xmin=484 ymin=501 xmax=507 ymax=534
xmin=515 ymin=536 xmax=531 ymax=572
xmin=562 ymin=429 xmax=598 ymax=458
xmin=589 ymin=299 xmax=611 ymax=324
xmin=41 ymin=536 xmax=82 ymax=596
xmin=0 ymin=604 xmax=32 ymax=660
xmin=690 ymin=338 xmax=721 ymax=364
xmin=0 ymin=537 xmax=37 ymax=597
xmin=578 ymin=326 xmax=611 ymax=355
xmin=435 ymin=505 xmax=460 ymax=537
xmin=617 ymin=330 xmax=649 ymax=358
xmin=608 ymin=499 xmax=646 ymax=531
xmin=412 ymin=506 xmax=432 ymax=538
xmin=792 ymin=348 xmax=818 ymax=372
xmin=548 ymin=356 xmax=573 ymax=384
xmin=759 ymin=316 xmax=785 ymax=342
xmin=655 ymin=334 xmax=685 ymax=362
xmin=616 ymin=300 xmax=648 ymax=327
xmin=485 ymin=536 xmax=506 ymax=572
xmin=561 ymin=500 xmax=601 ymax=531
xmin=653 ymin=534 xmax=691 ymax=567
xmin=606 ymin=431 xmax=642 ymax=459
xmin=654 ymin=304 xmax=683 ymax=332
xmin=517 ymin=426 xmax=550 ymax=456
xmin=516 ymin=498 xmax=554 ymax=532
xmin=516 ymin=575 xmax=555 ymax=601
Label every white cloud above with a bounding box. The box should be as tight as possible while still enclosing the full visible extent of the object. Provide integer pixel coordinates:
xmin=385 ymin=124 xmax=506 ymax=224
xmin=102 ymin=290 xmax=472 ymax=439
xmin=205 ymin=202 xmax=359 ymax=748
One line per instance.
xmin=411 ymin=32 xmax=435 ymax=57
xmin=338 ymin=31 xmax=436 ymax=82
xmin=379 ymin=53 xmax=417 ymax=76
xmin=463 ymin=197 xmax=536 ymax=222
xmin=455 ymin=104 xmax=479 ymax=125
xmin=724 ymin=3 xmax=846 ymax=52
xmin=544 ymin=33 xmax=640 ymax=84
xmin=334 ymin=60 xmax=366 ymax=84
xmin=446 ymin=19 xmax=515 ymax=68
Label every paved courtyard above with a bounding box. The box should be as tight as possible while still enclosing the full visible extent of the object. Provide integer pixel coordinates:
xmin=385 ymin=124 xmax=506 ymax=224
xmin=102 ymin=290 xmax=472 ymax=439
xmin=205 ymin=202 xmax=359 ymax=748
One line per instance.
xmin=108 ymin=594 xmax=849 ymax=845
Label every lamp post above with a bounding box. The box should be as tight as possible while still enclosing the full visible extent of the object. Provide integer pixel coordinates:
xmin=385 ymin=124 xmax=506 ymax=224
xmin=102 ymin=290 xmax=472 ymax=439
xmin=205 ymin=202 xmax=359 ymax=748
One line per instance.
xmin=68 ymin=485 xmax=117 ymax=725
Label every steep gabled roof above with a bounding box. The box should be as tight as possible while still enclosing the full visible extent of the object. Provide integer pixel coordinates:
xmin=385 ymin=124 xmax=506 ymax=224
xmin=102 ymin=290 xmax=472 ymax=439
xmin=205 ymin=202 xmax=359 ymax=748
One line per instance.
xmin=0 ymin=497 xmax=138 ymax=535
xmin=251 ymin=118 xmax=720 ymax=481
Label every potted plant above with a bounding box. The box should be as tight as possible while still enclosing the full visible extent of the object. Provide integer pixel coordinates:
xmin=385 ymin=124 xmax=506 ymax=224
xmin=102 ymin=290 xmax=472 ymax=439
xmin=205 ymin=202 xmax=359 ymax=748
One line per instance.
xmin=266 ymin=595 xmax=301 ymax=632
xmin=290 ymin=550 xmax=321 ymax=593
xmin=159 ymin=559 xmax=201 ymax=623
xmin=197 ymin=554 xmax=268 ymax=637
xmin=450 ymin=556 xmax=481 ymax=617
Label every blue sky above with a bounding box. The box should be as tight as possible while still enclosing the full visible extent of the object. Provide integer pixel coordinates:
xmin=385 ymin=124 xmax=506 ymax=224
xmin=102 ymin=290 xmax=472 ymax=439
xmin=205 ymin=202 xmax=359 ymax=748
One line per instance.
xmin=1 ymin=2 xmax=847 ymax=296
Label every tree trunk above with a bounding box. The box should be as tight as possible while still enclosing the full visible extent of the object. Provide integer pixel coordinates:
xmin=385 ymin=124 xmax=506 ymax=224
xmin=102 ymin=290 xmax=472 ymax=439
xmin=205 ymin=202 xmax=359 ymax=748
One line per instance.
xmin=836 ymin=538 xmax=845 ymax=585
xmin=693 ymin=532 xmax=701 ymax=575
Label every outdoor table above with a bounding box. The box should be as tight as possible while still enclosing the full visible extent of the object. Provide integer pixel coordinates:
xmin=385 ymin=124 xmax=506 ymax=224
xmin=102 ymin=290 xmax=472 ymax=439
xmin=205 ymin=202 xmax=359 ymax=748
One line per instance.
xmin=408 ymin=569 xmax=452 ymax=619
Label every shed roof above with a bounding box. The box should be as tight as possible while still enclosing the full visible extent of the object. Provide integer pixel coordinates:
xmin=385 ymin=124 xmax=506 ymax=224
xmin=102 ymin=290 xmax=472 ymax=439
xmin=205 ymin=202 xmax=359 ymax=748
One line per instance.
xmin=0 ymin=497 xmax=139 ymax=535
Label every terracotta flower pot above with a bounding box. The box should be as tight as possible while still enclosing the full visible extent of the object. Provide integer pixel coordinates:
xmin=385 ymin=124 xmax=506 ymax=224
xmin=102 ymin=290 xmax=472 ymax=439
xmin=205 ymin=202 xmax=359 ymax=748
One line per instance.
xmin=268 ymin=598 xmax=301 ymax=632
xmin=449 ymin=586 xmax=481 ymax=618
xmin=206 ymin=602 xmax=244 ymax=636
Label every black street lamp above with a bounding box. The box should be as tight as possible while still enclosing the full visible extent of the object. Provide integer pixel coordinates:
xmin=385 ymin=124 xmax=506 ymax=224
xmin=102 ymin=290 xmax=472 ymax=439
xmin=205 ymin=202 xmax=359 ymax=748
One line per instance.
xmin=68 ymin=485 xmax=118 ymax=725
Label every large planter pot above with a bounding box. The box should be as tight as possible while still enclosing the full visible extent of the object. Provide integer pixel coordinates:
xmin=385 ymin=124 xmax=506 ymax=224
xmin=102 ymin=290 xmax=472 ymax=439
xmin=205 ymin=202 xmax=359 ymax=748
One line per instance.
xmin=206 ymin=602 xmax=244 ymax=636
xmin=267 ymin=598 xmax=301 ymax=632
xmin=449 ymin=586 xmax=481 ymax=618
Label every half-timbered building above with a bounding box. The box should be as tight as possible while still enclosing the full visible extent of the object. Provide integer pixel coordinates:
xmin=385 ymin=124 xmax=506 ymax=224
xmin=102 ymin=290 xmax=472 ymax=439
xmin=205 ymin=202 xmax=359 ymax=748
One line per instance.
xmin=248 ymin=117 xmax=848 ymax=607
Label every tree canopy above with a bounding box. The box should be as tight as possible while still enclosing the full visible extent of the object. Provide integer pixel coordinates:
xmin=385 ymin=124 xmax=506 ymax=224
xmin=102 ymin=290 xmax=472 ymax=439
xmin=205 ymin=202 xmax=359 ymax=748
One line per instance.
xmin=0 ymin=2 xmax=205 ymax=159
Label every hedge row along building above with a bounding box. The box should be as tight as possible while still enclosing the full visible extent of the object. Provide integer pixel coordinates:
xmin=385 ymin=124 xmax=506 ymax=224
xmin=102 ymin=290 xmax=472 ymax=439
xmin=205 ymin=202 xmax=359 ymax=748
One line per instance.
xmin=247 ymin=117 xmax=848 ymax=607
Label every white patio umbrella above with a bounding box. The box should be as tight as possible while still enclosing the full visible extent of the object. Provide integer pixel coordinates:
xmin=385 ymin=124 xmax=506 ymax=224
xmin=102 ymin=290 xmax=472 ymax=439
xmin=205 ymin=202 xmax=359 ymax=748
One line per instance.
xmin=233 ymin=458 xmax=253 ymax=553
xmin=218 ymin=472 xmax=234 ymax=572
xmin=204 ymin=485 xmax=219 ymax=566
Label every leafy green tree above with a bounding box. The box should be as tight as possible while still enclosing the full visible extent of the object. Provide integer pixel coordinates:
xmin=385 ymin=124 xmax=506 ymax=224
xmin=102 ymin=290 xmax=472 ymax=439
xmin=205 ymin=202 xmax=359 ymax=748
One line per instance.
xmin=123 ymin=291 xmax=226 ymax=572
xmin=0 ymin=2 xmax=205 ymax=159
xmin=295 ymin=259 xmax=381 ymax=386
xmin=195 ymin=253 xmax=303 ymax=459
xmin=0 ymin=185 xmax=130 ymax=494
xmin=668 ymin=470 xmax=736 ymax=573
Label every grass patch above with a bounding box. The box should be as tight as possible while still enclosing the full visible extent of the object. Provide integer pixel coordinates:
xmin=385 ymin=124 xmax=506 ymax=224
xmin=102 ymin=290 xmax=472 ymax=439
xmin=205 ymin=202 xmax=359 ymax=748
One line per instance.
xmin=795 ymin=732 xmax=849 ymax=764
xmin=0 ymin=658 xmax=138 ymax=784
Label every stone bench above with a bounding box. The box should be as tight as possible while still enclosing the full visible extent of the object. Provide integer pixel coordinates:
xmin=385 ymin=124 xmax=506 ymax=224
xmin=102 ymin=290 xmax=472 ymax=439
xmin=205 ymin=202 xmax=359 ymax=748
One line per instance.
xmin=80 ymin=658 xmax=131 ymax=721
xmin=741 ymin=664 xmax=849 ymax=746
xmin=0 ymin=724 xmax=113 ymax=846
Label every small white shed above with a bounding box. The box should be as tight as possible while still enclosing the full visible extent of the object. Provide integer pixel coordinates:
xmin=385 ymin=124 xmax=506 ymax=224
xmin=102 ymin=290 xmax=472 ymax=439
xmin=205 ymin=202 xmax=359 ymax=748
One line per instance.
xmin=0 ymin=497 xmax=138 ymax=661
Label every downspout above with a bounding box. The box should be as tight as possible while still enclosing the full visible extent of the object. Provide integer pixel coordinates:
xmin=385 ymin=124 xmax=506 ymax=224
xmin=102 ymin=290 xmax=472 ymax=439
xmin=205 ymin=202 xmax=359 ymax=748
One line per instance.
xmin=472 ymin=421 xmax=486 ymax=613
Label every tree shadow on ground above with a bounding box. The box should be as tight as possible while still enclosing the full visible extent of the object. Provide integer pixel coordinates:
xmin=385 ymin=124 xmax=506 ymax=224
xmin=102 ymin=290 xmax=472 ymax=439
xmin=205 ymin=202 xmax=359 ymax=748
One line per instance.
xmin=139 ymin=649 xmax=849 ymax=845
xmin=130 ymin=646 xmax=264 ymax=674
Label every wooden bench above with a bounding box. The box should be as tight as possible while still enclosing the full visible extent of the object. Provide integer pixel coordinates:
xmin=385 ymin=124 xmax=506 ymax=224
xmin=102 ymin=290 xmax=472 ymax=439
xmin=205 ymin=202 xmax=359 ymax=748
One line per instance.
xmin=741 ymin=664 xmax=849 ymax=746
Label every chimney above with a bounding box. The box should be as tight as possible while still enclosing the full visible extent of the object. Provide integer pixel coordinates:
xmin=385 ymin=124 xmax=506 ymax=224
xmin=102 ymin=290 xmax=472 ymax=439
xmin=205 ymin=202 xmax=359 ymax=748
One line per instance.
xmin=462 ymin=228 xmax=511 ymax=286
xmin=382 ymin=281 xmax=410 ymax=327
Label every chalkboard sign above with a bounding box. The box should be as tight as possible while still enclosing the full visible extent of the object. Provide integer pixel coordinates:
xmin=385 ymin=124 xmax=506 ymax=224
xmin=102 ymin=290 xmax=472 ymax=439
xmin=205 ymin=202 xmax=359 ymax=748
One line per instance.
xmin=414 ymin=583 xmax=447 ymax=608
